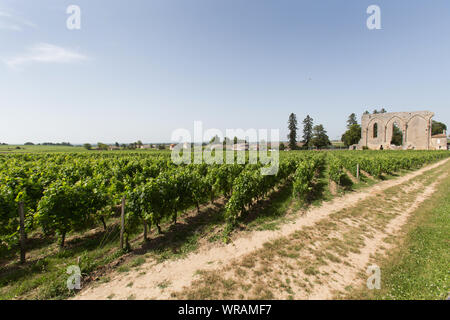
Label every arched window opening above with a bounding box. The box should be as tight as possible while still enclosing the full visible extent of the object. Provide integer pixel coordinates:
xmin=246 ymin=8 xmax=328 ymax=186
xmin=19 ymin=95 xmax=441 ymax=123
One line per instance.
xmin=373 ymin=123 xmax=378 ymax=138
xmin=391 ymin=122 xmax=403 ymax=146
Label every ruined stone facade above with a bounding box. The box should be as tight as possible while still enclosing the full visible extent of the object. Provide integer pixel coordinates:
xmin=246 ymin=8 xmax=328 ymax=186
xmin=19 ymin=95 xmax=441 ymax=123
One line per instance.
xmin=358 ymin=111 xmax=436 ymax=150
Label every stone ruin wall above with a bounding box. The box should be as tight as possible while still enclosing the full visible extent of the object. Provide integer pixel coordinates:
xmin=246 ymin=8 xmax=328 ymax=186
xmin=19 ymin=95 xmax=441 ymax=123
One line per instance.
xmin=358 ymin=111 xmax=434 ymax=150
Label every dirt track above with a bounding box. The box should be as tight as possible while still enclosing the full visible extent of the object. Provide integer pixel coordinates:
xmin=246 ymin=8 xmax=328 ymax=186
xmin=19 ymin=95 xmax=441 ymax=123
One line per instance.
xmin=74 ymin=158 xmax=449 ymax=300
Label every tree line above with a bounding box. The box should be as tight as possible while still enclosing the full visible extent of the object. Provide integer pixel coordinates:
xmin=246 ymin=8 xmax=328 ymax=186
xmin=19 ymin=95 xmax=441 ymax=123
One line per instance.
xmin=285 ymin=113 xmax=331 ymax=150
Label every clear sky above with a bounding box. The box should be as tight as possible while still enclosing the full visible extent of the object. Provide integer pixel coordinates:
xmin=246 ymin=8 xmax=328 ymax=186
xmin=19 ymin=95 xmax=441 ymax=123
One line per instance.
xmin=1 ymin=0 xmax=449 ymax=144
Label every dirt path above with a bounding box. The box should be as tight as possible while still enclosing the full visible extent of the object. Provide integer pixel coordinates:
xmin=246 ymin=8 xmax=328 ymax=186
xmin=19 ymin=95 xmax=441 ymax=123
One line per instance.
xmin=306 ymin=179 xmax=442 ymax=299
xmin=74 ymin=158 xmax=449 ymax=300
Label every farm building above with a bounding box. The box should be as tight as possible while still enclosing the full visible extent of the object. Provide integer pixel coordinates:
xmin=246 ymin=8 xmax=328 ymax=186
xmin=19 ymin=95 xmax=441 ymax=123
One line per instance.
xmin=430 ymin=131 xmax=448 ymax=150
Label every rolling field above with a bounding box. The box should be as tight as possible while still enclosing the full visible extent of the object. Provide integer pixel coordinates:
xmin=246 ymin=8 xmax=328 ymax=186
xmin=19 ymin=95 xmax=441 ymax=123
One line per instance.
xmin=0 ymin=145 xmax=88 ymax=153
xmin=0 ymin=149 xmax=449 ymax=300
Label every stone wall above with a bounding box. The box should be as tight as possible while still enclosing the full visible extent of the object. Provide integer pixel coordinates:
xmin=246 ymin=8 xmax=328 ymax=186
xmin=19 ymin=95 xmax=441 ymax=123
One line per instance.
xmin=358 ymin=111 xmax=434 ymax=150
xmin=430 ymin=132 xmax=448 ymax=150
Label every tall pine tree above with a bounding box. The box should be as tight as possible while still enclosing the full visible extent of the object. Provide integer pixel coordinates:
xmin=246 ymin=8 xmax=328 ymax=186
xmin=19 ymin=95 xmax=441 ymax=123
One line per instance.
xmin=302 ymin=115 xmax=314 ymax=148
xmin=287 ymin=113 xmax=298 ymax=150
xmin=347 ymin=113 xmax=358 ymax=128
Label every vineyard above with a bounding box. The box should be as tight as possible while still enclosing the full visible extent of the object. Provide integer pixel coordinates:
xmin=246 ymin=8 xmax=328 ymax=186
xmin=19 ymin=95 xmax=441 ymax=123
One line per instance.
xmin=0 ymin=150 xmax=449 ymax=299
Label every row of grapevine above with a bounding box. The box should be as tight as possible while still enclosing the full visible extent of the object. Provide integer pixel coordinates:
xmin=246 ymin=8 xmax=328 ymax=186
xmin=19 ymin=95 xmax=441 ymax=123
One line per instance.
xmin=334 ymin=150 xmax=449 ymax=178
xmin=327 ymin=154 xmax=346 ymax=185
xmin=292 ymin=153 xmax=327 ymax=201
xmin=224 ymin=159 xmax=298 ymax=222
xmin=0 ymin=154 xmax=172 ymax=249
xmin=125 ymin=163 xmax=245 ymax=239
xmin=0 ymin=153 xmax=257 ymax=250
xmin=0 ymin=150 xmax=449 ymax=253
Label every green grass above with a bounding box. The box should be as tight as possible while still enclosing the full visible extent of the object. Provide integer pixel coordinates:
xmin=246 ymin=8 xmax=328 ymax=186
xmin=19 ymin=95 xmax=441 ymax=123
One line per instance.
xmin=349 ymin=165 xmax=450 ymax=300
xmin=157 ymin=280 xmax=171 ymax=289
xmin=0 ymin=220 xmax=133 ymax=300
xmin=0 ymin=242 xmax=124 ymax=300
xmin=244 ymin=184 xmax=297 ymax=231
xmin=0 ymin=145 xmax=88 ymax=153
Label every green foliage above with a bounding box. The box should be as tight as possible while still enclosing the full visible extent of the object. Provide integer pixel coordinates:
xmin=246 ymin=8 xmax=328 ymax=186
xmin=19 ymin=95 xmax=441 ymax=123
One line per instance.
xmin=302 ymin=115 xmax=314 ymax=148
xmin=288 ymin=113 xmax=298 ymax=150
xmin=311 ymin=124 xmax=331 ymax=149
xmin=97 ymin=143 xmax=108 ymax=151
xmin=292 ymin=153 xmax=325 ymax=201
xmin=431 ymin=120 xmax=447 ymax=136
xmin=391 ymin=123 xmax=403 ymax=146
xmin=36 ymin=178 xmax=108 ymax=245
xmin=341 ymin=124 xmax=362 ymax=147
xmin=0 ymin=150 xmax=449 ymax=253
xmin=328 ymin=155 xmax=345 ymax=185
xmin=225 ymin=159 xmax=297 ymax=222
xmin=347 ymin=113 xmax=358 ymax=128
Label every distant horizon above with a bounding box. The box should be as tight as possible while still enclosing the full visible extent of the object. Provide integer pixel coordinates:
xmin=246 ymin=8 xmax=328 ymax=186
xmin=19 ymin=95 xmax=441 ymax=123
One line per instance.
xmin=2 ymin=108 xmax=447 ymax=145
xmin=1 ymin=138 xmax=347 ymax=146
xmin=1 ymin=1 xmax=450 ymax=144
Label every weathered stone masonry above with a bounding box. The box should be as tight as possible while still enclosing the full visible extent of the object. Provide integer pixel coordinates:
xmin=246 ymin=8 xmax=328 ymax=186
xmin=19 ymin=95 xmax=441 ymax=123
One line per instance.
xmin=358 ymin=111 xmax=434 ymax=150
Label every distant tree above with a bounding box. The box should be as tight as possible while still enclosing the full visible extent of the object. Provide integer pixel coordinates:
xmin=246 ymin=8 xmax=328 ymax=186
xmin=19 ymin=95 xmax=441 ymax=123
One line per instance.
xmin=311 ymin=124 xmax=331 ymax=149
xmin=287 ymin=113 xmax=298 ymax=150
xmin=128 ymin=143 xmax=137 ymax=150
xmin=279 ymin=142 xmax=286 ymax=151
xmin=97 ymin=142 xmax=108 ymax=150
xmin=115 ymin=142 xmax=120 ymax=147
xmin=341 ymin=124 xmax=362 ymax=147
xmin=209 ymin=135 xmax=221 ymax=144
xmin=371 ymin=108 xmax=387 ymax=114
xmin=24 ymin=142 xmax=34 ymax=145
xmin=223 ymin=137 xmax=232 ymax=146
xmin=363 ymin=110 xmax=370 ymax=115
xmin=432 ymin=121 xmax=447 ymax=135
xmin=40 ymin=142 xmax=72 ymax=146
xmin=347 ymin=113 xmax=358 ymax=128
xmin=158 ymin=144 xmax=165 ymax=150
xmin=83 ymin=143 xmax=92 ymax=150
xmin=233 ymin=136 xmax=238 ymax=145
xmin=302 ymin=115 xmax=314 ymax=148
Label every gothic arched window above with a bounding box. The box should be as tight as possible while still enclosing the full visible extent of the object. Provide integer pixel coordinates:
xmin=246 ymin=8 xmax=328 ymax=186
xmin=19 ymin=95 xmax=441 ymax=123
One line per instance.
xmin=373 ymin=123 xmax=378 ymax=138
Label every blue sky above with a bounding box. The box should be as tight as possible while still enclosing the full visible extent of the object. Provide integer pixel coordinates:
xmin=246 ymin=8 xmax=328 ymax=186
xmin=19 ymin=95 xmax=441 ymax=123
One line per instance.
xmin=1 ymin=0 xmax=449 ymax=144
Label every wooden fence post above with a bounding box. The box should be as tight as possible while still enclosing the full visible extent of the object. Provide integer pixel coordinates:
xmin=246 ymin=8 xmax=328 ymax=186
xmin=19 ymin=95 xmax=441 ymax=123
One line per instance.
xmin=120 ymin=197 xmax=125 ymax=250
xmin=356 ymin=164 xmax=360 ymax=180
xmin=19 ymin=202 xmax=26 ymax=264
